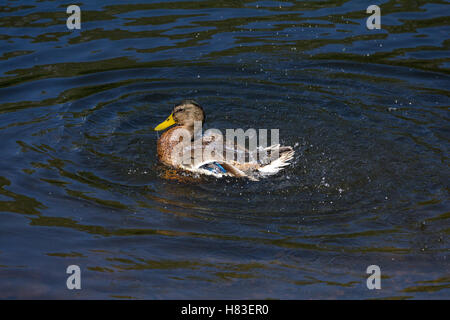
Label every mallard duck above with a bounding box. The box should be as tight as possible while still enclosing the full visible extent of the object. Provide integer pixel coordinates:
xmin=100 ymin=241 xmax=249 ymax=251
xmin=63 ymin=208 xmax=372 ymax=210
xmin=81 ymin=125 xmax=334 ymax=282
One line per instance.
xmin=154 ymin=100 xmax=294 ymax=181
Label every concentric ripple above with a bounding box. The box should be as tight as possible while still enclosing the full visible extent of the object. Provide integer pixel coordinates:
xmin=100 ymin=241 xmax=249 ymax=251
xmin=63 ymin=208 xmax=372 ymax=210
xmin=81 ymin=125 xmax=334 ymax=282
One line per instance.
xmin=0 ymin=0 xmax=448 ymax=299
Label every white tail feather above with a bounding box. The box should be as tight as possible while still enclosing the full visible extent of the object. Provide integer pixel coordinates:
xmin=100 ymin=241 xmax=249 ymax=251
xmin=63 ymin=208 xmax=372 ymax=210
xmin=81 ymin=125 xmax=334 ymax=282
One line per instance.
xmin=258 ymin=149 xmax=295 ymax=175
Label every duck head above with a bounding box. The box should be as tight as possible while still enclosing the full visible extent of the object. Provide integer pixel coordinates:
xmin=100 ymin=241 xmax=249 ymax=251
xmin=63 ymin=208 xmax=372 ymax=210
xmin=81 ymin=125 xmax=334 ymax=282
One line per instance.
xmin=154 ymin=100 xmax=205 ymax=131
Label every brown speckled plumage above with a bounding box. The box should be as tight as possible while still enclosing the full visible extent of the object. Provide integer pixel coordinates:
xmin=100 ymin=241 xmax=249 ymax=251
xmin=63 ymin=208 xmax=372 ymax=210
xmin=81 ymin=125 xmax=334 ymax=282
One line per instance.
xmin=155 ymin=100 xmax=294 ymax=181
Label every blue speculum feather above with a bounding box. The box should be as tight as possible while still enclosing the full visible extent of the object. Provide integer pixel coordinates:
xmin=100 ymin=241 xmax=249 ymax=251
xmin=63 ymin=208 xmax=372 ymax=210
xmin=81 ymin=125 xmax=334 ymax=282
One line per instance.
xmin=202 ymin=162 xmax=227 ymax=174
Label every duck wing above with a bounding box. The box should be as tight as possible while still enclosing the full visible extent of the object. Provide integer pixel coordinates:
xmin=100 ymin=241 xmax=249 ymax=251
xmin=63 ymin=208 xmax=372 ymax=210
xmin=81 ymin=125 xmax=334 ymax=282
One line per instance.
xmin=180 ymin=159 xmax=255 ymax=180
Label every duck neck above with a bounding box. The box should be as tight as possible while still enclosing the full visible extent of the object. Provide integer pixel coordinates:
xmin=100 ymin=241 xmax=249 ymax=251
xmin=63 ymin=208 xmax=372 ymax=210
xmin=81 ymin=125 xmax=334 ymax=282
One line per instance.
xmin=183 ymin=121 xmax=203 ymax=140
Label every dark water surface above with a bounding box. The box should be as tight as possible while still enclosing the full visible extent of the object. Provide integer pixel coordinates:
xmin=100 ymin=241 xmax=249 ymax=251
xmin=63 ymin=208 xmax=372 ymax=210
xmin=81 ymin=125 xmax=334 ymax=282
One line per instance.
xmin=0 ymin=0 xmax=449 ymax=299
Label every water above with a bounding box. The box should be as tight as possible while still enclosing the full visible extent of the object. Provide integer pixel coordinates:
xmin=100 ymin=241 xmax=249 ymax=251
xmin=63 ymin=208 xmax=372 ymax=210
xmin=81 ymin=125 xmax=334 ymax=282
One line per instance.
xmin=0 ymin=0 xmax=449 ymax=299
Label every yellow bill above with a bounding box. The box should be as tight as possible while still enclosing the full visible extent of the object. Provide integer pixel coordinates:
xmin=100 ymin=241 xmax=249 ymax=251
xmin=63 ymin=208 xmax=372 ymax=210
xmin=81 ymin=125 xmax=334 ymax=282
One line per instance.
xmin=154 ymin=113 xmax=176 ymax=131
